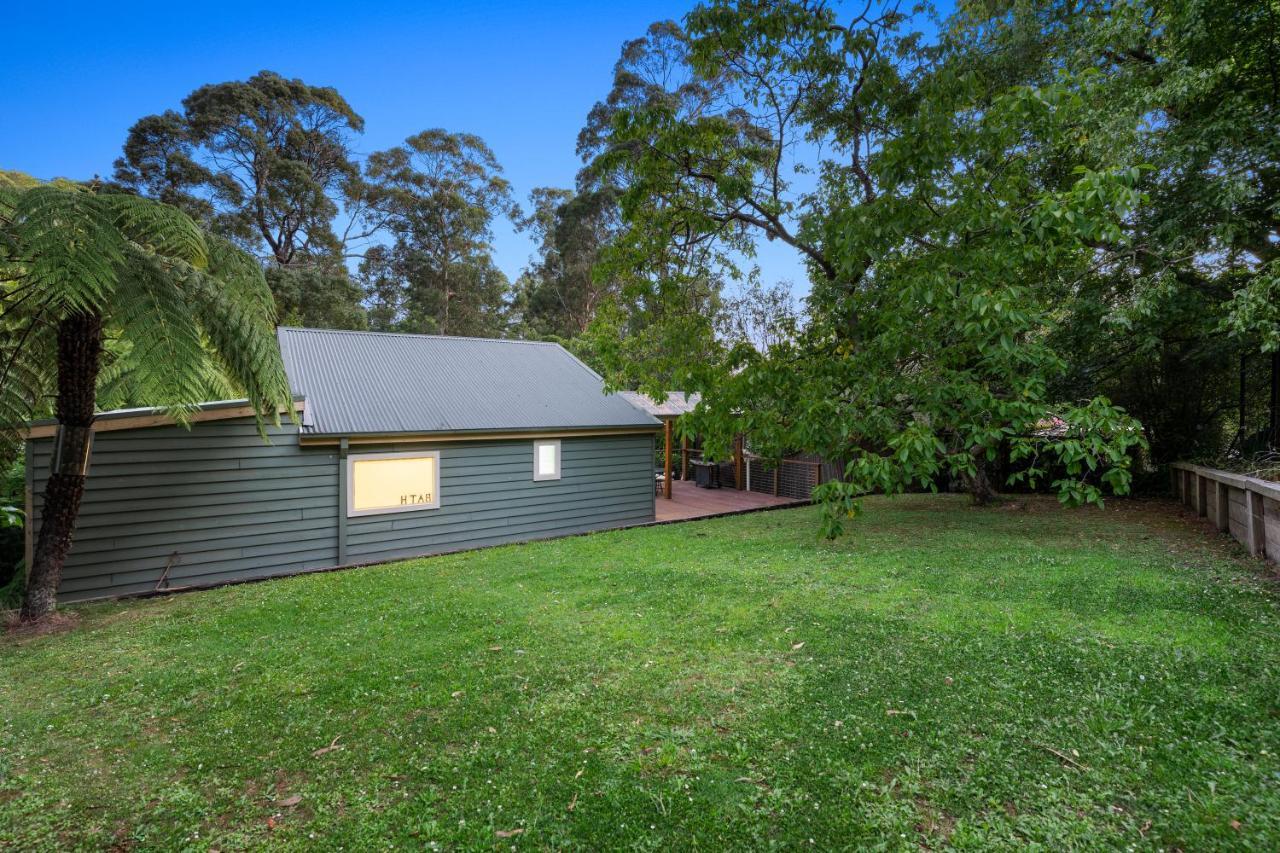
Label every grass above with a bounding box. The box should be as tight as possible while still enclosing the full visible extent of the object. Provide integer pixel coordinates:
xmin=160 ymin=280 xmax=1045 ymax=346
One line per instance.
xmin=2 ymin=494 xmax=1279 ymax=850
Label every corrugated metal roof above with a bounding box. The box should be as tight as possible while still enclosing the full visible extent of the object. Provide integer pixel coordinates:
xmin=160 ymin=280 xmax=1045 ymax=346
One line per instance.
xmin=616 ymin=391 xmax=702 ymax=419
xmin=278 ymin=328 xmax=660 ymax=436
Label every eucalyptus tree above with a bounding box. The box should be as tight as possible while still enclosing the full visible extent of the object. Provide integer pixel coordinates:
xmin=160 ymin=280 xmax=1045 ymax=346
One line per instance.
xmin=512 ymin=186 xmax=622 ymax=338
xmin=114 ymin=70 xmax=367 ymax=264
xmin=358 ymin=130 xmax=516 ymax=337
xmin=572 ymin=20 xmax=739 ymax=386
xmin=586 ymin=1 xmax=1147 ymax=528
xmin=0 ymin=181 xmax=292 ymax=621
xmin=113 ymin=71 xmax=371 ymax=329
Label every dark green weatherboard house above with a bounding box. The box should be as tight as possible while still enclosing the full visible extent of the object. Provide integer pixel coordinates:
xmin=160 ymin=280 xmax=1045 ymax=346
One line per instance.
xmin=25 ymin=328 xmax=662 ymax=602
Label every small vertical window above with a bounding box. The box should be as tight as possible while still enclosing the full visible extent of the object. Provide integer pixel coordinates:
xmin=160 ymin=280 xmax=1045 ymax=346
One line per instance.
xmin=533 ymin=439 xmax=561 ymax=481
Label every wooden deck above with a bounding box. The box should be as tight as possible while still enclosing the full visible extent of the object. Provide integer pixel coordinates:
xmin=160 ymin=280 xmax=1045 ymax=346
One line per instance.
xmin=654 ymin=479 xmax=805 ymax=523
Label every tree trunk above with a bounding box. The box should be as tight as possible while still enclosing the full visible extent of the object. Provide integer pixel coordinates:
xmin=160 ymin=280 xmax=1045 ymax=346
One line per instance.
xmin=20 ymin=313 xmax=103 ymax=622
xmin=1270 ymin=350 xmax=1279 ymax=450
xmin=1239 ymin=352 xmax=1248 ymax=450
xmin=967 ymin=452 xmax=997 ymax=506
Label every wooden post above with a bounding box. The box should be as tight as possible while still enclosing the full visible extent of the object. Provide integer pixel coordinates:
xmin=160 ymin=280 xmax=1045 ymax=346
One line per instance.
xmin=1215 ymin=481 xmax=1230 ymax=532
xmin=680 ymin=434 xmax=688 ymax=482
xmin=663 ymin=418 xmax=673 ymax=500
xmin=337 ymin=438 xmax=349 ymax=565
xmin=1246 ymin=489 xmax=1266 ymax=557
xmin=733 ymin=434 xmax=744 ymax=490
xmin=1196 ymin=475 xmax=1209 ymax=517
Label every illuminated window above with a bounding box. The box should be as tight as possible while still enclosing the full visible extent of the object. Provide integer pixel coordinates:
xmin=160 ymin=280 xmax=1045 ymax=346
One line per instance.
xmin=347 ymin=451 xmax=440 ymax=517
xmin=533 ymin=440 xmax=561 ymax=481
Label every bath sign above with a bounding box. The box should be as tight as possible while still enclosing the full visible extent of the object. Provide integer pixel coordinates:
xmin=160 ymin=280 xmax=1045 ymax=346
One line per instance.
xmin=348 ymin=451 xmax=441 ymax=516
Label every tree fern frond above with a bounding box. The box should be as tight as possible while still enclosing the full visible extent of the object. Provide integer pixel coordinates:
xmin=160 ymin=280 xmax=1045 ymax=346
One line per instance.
xmin=0 ymin=319 xmax=56 ymax=467
xmin=95 ymin=355 xmax=142 ymax=412
xmin=204 ymin=234 xmax=278 ymax=322
xmin=99 ymin=192 xmax=209 ymax=269
xmin=13 ymin=186 xmax=123 ymax=314
xmin=98 ymin=334 xmax=242 ymax=412
xmin=0 ymin=186 xmax=20 ymax=223
xmin=110 ymin=245 xmax=211 ymax=425
xmin=182 ymin=262 xmax=293 ymax=429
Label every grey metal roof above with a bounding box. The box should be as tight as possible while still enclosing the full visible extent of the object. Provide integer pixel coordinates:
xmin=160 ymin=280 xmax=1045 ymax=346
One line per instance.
xmin=277 ymin=328 xmax=660 ymax=436
xmin=616 ymin=391 xmax=702 ymax=419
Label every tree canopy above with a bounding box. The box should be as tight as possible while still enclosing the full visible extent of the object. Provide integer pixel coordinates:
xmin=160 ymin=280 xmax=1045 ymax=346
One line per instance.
xmin=358 ymin=131 xmax=516 ymax=337
xmin=578 ymin=0 xmax=1280 ymax=530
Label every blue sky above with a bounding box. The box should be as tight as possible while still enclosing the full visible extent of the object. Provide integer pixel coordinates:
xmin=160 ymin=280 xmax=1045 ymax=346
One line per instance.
xmin=4 ymin=0 xmax=810 ymax=293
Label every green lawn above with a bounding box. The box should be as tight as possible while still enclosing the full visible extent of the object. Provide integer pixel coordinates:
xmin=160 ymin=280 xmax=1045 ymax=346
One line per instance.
xmin=2 ymin=495 xmax=1279 ymax=850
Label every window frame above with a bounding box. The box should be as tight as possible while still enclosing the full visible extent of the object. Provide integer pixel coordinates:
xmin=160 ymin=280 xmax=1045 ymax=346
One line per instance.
xmin=532 ymin=439 xmax=562 ymax=482
xmin=346 ymin=449 xmax=442 ymax=517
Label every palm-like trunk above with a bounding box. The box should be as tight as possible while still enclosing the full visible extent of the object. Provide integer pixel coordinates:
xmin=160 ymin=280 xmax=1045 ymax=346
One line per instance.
xmin=20 ymin=313 xmax=103 ymax=622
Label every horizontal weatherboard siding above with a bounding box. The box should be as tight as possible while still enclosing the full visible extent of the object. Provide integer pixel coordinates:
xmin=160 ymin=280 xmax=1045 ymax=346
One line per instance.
xmin=342 ymin=436 xmax=655 ymax=562
xmin=30 ymin=418 xmax=339 ymax=602
xmin=30 ymin=419 xmax=655 ymax=602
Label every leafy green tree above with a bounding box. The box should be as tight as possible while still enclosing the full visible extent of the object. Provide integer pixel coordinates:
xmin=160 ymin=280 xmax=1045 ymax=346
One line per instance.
xmin=511 ymin=187 xmax=621 ymax=338
xmin=113 ymin=71 xmax=375 ymax=330
xmin=572 ymin=20 xmax=741 ymax=386
xmin=267 ymin=265 xmax=368 ymax=330
xmin=0 ymin=182 xmax=292 ymax=621
xmin=359 ymin=130 xmax=515 ymax=337
xmin=947 ymin=0 xmax=1280 ymax=462
xmin=587 ymin=1 xmax=1147 ymax=529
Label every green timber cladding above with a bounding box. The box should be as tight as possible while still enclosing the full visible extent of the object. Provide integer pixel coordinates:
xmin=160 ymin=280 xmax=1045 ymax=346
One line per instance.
xmin=26 ymin=329 xmax=661 ymax=602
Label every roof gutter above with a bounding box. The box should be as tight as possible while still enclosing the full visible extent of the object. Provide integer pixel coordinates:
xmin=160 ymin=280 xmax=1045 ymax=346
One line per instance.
xmin=297 ymin=423 xmax=662 ymax=446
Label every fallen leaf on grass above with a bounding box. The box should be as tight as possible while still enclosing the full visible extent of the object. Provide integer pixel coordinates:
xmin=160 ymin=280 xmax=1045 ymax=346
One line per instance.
xmin=1230 ymin=820 xmax=1242 ymax=831
xmin=496 ymin=828 xmax=524 ymax=838
xmin=489 ymin=646 xmax=503 ymax=652
xmin=451 ymin=690 xmax=465 ymax=698
xmin=312 ymin=736 xmax=343 ymax=758
xmin=791 ymin=641 xmax=805 ymax=650
xmin=277 ymin=795 xmax=302 ymax=808
xmin=567 ymin=792 xmax=578 ymax=812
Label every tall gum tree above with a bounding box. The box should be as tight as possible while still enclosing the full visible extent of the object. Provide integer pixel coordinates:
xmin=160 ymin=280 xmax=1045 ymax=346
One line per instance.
xmin=358 ymin=131 xmax=516 ymax=337
xmin=114 ymin=70 xmax=374 ymax=330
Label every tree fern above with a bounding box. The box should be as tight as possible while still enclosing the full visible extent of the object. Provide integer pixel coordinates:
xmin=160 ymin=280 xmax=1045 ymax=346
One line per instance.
xmin=0 ymin=181 xmax=293 ymax=470
xmin=1 ymin=178 xmax=295 ymax=619
xmin=100 ymin=191 xmax=210 ymax=270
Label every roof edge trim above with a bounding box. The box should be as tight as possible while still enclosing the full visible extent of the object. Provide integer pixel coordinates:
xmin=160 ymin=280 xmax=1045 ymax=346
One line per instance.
xmin=25 ymin=398 xmax=307 ymax=439
xmin=298 ymin=425 xmax=661 ymax=446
